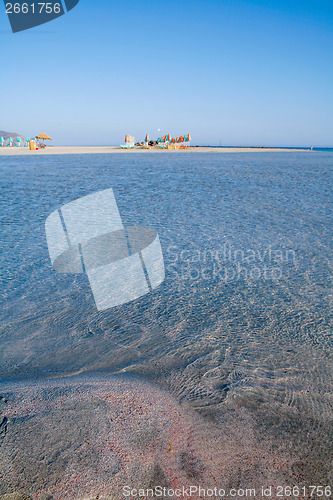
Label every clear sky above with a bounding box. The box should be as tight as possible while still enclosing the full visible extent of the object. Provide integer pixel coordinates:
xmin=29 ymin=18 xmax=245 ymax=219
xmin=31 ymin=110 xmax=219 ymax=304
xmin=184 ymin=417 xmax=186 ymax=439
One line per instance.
xmin=1 ymin=0 xmax=333 ymax=146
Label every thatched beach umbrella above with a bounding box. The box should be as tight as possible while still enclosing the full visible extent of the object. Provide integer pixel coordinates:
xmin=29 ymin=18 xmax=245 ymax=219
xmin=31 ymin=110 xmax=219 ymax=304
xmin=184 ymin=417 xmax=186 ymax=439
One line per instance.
xmin=36 ymin=132 xmax=52 ymax=146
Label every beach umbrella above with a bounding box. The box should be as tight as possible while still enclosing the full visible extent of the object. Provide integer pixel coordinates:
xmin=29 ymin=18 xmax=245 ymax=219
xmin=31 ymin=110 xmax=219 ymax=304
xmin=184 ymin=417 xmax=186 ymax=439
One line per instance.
xmin=145 ymin=134 xmax=149 ymax=143
xmin=0 ymin=136 xmax=4 ymax=146
xmin=125 ymin=135 xmax=135 ymax=143
xmin=25 ymin=137 xmax=30 ymax=146
xmin=36 ymin=132 xmax=52 ymax=141
xmin=36 ymin=132 xmax=52 ymax=146
xmin=16 ymin=137 xmax=22 ymax=147
xmin=9 ymin=137 xmax=13 ymax=146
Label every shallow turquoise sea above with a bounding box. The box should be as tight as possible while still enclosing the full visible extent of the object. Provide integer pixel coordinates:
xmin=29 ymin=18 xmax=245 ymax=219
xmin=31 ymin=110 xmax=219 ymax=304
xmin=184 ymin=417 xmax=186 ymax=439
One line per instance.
xmin=0 ymin=153 xmax=332 ymax=498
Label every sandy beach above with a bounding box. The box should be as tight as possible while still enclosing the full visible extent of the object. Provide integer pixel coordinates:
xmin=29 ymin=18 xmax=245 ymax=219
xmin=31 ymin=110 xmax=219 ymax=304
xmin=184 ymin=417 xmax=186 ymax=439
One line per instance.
xmin=0 ymin=376 xmax=298 ymax=500
xmin=0 ymin=146 xmax=308 ymax=156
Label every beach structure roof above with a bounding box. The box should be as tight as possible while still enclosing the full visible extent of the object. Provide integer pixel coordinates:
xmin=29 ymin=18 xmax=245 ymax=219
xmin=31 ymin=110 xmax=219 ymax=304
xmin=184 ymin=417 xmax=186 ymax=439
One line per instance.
xmin=36 ymin=132 xmax=52 ymax=140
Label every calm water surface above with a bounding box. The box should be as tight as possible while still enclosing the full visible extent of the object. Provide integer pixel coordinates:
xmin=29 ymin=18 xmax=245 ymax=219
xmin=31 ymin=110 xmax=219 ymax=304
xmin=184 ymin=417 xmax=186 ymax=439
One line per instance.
xmin=0 ymin=153 xmax=332 ymax=497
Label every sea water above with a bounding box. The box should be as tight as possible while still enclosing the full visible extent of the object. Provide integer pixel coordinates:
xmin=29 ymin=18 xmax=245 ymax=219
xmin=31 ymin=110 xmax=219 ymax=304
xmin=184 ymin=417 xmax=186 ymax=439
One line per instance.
xmin=0 ymin=153 xmax=332 ymax=498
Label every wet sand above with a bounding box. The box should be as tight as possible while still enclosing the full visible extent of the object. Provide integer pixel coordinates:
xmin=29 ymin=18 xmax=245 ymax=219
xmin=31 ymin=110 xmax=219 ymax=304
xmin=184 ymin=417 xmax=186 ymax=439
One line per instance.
xmin=0 ymin=146 xmax=308 ymax=156
xmin=0 ymin=376 xmax=298 ymax=500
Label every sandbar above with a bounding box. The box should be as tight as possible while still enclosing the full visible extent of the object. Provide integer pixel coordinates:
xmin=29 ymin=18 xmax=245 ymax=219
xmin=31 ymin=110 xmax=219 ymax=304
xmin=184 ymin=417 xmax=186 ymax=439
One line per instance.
xmin=0 ymin=146 xmax=308 ymax=156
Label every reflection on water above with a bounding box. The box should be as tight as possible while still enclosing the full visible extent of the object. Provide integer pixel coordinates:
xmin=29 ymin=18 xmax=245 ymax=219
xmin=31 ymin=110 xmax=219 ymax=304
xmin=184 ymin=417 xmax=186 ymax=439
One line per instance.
xmin=0 ymin=153 xmax=332 ymax=498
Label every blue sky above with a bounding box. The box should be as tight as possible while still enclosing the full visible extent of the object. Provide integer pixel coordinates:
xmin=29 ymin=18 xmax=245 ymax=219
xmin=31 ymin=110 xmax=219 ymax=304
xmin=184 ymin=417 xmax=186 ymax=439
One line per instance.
xmin=1 ymin=0 xmax=333 ymax=146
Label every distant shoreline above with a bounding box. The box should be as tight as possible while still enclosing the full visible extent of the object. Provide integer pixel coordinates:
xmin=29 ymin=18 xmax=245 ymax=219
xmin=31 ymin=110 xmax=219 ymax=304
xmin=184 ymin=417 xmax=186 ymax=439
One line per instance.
xmin=0 ymin=146 xmax=314 ymax=156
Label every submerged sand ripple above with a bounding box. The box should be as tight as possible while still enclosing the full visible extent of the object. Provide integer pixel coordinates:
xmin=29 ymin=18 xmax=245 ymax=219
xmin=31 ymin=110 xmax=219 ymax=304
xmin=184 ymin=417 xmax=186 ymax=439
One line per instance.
xmin=0 ymin=377 xmax=297 ymax=500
